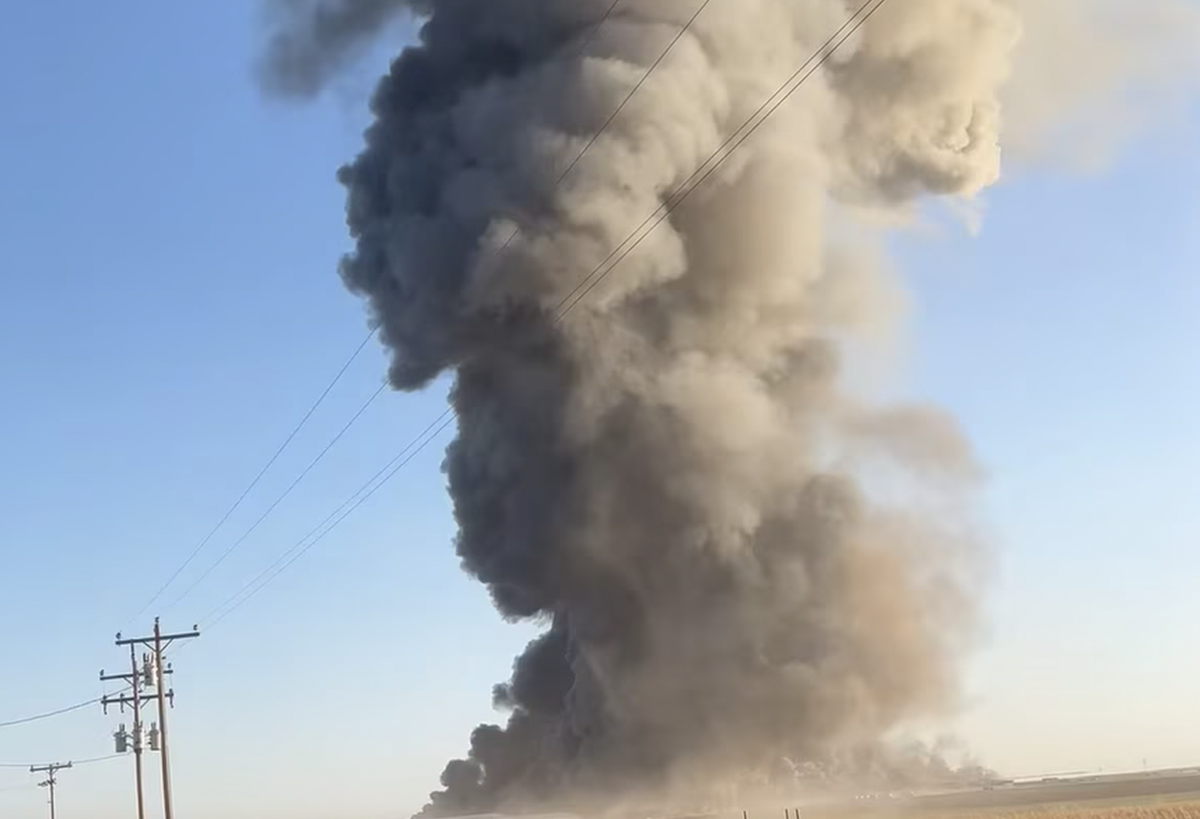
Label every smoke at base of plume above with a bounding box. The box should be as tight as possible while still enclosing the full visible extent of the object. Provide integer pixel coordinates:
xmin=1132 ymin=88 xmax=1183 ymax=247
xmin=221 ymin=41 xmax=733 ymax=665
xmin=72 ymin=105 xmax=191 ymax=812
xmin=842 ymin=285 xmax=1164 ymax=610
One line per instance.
xmin=259 ymin=0 xmax=1200 ymax=814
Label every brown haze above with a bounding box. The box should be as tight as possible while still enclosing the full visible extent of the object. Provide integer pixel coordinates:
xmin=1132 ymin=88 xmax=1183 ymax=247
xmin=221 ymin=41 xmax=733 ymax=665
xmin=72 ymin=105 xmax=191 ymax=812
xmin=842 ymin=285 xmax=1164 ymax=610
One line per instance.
xmin=257 ymin=0 xmax=1200 ymax=814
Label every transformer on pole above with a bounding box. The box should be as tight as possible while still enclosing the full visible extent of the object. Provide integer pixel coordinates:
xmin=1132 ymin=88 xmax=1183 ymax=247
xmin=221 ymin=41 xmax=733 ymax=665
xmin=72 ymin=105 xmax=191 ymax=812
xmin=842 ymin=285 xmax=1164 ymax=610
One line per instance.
xmin=103 ymin=618 xmax=199 ymax=819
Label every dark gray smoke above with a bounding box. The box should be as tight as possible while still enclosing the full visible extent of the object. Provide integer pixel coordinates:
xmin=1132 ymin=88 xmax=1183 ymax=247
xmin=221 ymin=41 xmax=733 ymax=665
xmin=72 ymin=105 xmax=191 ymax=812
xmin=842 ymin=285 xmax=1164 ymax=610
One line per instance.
xmin=259 ymin=0 xmax=409 ymax=96
xmin=260 ymin=0 xmax=1200 ymax=814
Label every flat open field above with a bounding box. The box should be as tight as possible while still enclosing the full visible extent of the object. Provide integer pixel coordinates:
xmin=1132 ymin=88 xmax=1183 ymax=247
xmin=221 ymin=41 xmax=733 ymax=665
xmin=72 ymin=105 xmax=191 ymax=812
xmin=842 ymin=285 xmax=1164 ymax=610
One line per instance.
xmin=918 ymin=800 xmax=1200 ymax=819
xmin=765 ymin=769 xmax=1200 ymax=819
xmin=612 ymin=771 xmax=1200 ymax=819
xmin=911 ymin=771 xmax=1200 ymax=814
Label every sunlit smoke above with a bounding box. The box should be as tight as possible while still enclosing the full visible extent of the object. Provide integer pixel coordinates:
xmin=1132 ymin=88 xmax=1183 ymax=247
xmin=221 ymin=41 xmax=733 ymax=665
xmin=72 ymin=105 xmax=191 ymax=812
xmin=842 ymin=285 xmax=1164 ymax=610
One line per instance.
xmin=259 ymin=0 xmax=1200 ymax=814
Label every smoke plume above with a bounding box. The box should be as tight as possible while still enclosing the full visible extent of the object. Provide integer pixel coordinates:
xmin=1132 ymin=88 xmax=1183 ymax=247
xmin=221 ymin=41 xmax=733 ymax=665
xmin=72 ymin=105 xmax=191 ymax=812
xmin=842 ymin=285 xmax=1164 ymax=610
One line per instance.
xmin=260 ymin=0 xmax=1200 ymax=813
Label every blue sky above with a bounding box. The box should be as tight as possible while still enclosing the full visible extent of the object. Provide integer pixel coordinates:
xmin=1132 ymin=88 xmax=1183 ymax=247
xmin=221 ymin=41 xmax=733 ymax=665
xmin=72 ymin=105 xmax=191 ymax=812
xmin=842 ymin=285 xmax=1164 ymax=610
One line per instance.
xmin=1 ymin=3 xmax=1197 ymax=819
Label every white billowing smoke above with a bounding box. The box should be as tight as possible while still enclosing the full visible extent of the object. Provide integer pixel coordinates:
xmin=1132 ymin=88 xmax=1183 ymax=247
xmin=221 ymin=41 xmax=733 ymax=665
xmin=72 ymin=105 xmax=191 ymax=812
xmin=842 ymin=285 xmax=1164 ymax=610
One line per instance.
xmin=259 ymin=0 xmax=1199 ymax=813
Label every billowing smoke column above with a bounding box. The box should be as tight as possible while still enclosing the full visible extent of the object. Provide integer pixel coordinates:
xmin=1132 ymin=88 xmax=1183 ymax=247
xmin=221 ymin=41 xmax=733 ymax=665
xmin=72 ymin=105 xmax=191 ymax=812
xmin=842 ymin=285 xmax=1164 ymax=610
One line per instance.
xmin=259 ymin=0 xmax=1196 ymax=813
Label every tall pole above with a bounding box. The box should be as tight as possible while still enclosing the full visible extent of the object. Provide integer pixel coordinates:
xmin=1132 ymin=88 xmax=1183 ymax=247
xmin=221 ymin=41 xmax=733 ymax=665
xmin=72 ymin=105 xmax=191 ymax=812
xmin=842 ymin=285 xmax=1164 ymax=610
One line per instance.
xmin=111 ymin=620 xmax=198 ymax=819
xmin=30 ymin=763 xmax=71 ymax=819
xmin=130 ymin=645 xmax=146 ymax=819
xmin=102 ymin=650 xmax=169 ymax=819
xmin=153 ymin=618 xmax=175 ymax=819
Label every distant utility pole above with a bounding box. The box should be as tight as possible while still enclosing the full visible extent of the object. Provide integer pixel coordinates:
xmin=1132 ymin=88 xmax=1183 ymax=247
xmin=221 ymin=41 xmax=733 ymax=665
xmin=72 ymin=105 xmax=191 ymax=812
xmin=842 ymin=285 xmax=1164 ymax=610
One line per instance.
xmin=105 ymin=618 xmax=199 ymax=819
xmin=29 ymin=762 xmax=71 ymax=819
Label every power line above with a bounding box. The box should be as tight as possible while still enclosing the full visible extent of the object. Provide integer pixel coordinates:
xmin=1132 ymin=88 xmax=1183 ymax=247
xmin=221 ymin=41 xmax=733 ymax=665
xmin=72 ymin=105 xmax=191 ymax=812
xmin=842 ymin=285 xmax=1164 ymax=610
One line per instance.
xmin=147 ymin=1 xmax=641 ymax=624
xmin=120 ymin=1 xmax=633 ymax=637
xmin=161 ymin=381 xmax=388 ymax=615
xmin=0 ymin=755 xmax=123 ymax=770
xmin=575 ymin=0 xmax=625 ymax=58
xmin=66 ymin=754 xmax=125 ymax=767
xmin=0 ymin=699 xmax=101 ymax=731
xmin=555 ymin=0 xmax=715 ymax=185
xmin=552 ymin=0 xmax=888 ymax=320
xmin=0 ymin=682 xmax=133 ymax=733
xmin=121 ymin=328 xmax=378 ymax=628
xmin=198 ymin=413 xmax=455 ymax=630
xmin=486 ymin=0 xmax=714 ymax=259
xmin=0 ymin=4 xmax=889 ymax=800
xmin=197 ymin=0 xmax=885 ymax=628
xmin=190 ymin=0 xmax=715 ymax=630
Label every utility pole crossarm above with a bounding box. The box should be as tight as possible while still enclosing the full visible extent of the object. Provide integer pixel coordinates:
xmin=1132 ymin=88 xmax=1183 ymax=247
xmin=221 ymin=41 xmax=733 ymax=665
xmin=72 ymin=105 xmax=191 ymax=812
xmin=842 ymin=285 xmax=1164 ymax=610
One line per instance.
xmin=100 ymin=669 xmax=173 ymax=684
xmin=106 ymin=618 xmax=198 ymax=819
xmin=101 ymin=694 xmax=139 ymax=708
xmin=29 ymin=763 xmax=72 ymax=774
xmin=29 ymin=762 xmax=71 ymax=819
xmin=101 ymin=692 xmax=173 ymax=712
xmin=115 ymin=629 xmax=200 ymax=648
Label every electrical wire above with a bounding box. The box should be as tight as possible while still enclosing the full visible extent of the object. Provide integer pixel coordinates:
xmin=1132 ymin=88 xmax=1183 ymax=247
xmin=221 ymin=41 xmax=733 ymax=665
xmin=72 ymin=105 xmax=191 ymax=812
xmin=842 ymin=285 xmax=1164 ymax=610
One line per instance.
xmin=489 ymin=0 xmax=715 ymax=259
xmin=68 ymin=754 xmax=126 ymax=767
xmin=552 ymin=0 xmax=887 ymax=320
xmin=191 ymin=0 xmax=716 ymax=630
xmin=161 ymin=381 xmax=389 ymax=614
xmin=0 ymin=698 xmax=101 ymax=731
xmin=0 ymin=680 xmax=133 ymax=782
xmin=0 ymin=6 xmax=895 ymax=806
xmin=138 ymin=0 xmax=640 ymax=626
xmin=555 ymin=0 xmax=715 ymax=186
xmin=198 ymin=413 xmax=455 ymax=630
xmin=191 ymin=0 xmax=886 ymax=631
xmin=0 ymin=679 xmax=136 ymax=734
xmin=576 ymin=0 xmax=626 ymax=58
xmin=120 ymin=328 xmax=379 ymax=629
xmin=0 ymin=754 xmax=124 ymax=770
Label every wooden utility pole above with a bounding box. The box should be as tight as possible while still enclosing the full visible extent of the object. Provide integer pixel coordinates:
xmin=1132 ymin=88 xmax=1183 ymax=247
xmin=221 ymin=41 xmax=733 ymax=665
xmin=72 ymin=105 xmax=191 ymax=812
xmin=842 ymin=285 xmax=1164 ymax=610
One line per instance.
xmin=29 ymin=762 xmax=71 ymax=819
xmin=152 ymin=619 xmax=176 ymax=819
xmin=112 ymin=618 xmax=199 ymax=819
xmin=102 ymin=643 xmax=174 ymax=819
xmin=132 ymin=647 xmax=146 ymax=819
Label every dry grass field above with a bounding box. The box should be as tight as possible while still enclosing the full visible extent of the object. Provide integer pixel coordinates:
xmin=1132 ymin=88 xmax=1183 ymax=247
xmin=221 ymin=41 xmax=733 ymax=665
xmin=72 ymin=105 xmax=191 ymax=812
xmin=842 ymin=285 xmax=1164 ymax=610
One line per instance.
xmin=947 ymin=801 xmax=1200 ymax=819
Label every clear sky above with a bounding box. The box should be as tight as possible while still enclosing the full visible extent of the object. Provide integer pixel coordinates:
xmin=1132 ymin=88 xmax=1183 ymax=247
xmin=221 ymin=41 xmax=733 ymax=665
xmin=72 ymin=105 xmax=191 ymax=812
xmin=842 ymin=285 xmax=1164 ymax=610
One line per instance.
xmin=1 ymin=3 xmax=1197 ymax=819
